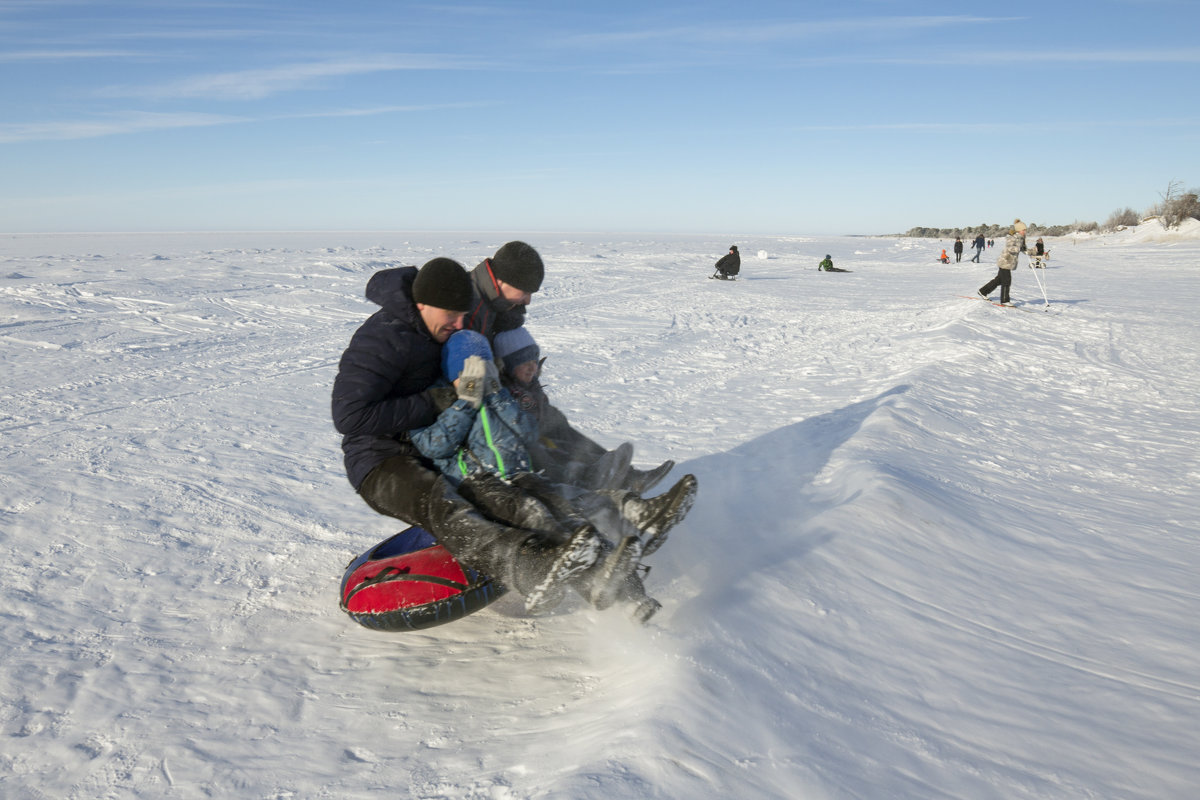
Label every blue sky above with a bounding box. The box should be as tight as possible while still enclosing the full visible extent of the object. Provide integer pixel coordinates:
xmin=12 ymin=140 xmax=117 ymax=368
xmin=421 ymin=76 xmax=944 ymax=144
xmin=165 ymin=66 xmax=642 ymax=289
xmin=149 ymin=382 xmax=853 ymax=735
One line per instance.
xmin=2 ymin=1 xmax=1197 ymax=234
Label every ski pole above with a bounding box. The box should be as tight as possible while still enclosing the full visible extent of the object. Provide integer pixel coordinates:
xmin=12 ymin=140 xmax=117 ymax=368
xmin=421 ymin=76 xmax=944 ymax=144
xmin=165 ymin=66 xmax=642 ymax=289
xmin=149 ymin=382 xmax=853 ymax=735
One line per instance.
xmin=1027 ymin=254 xmax=1050 ymax=308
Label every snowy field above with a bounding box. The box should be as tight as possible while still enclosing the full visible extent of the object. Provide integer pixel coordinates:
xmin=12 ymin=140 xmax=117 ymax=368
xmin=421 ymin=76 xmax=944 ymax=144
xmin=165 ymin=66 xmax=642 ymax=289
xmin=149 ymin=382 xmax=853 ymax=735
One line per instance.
xmin=2 ymin=222 xmax=1198 ymax=799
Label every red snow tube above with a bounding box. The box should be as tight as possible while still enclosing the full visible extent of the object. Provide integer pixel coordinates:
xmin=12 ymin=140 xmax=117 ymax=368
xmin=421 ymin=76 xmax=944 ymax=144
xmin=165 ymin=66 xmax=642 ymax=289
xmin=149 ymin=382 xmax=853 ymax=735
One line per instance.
xmin=340 ymin=527 xmax=506 ymax=632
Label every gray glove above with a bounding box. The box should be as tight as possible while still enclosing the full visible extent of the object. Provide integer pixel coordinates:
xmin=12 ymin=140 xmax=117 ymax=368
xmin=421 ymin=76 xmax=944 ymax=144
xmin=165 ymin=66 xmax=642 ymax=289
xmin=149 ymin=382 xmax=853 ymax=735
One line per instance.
xmin=455 ymin=356 xmax=489 ymax=409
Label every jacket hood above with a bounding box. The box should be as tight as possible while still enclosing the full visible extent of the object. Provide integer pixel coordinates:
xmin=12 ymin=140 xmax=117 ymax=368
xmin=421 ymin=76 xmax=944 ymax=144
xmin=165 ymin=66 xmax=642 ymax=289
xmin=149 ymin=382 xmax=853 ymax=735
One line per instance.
xmin=365 ymin=266 xmax=421 ymax=322
xmin=471 ymin=260 xmax=502 ymax=304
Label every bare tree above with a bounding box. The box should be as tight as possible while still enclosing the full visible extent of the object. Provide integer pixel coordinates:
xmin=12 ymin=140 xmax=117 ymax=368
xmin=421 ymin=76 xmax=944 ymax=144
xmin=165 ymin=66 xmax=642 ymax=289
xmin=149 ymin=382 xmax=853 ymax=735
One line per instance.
xmin=1104 ymin=207 xmax=1141 ymax=230
xmin=1156 ymin=180 xmax=1200 ymax=229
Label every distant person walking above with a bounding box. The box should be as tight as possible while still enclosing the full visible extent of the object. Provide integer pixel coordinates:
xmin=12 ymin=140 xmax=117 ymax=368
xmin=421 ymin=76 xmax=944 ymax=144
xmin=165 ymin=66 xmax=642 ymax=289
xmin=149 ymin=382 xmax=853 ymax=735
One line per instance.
xmin=970 ymin=234 xmax=986 ymax=263
xmin=953 ymin=237 xmax=964 ymax=263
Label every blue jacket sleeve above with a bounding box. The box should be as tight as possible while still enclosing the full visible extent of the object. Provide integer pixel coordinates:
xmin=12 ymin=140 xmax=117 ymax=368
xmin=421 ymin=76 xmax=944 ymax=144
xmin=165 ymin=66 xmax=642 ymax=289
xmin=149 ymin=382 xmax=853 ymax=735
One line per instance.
xmin=411 ymin=400 xmax=478 ymax=459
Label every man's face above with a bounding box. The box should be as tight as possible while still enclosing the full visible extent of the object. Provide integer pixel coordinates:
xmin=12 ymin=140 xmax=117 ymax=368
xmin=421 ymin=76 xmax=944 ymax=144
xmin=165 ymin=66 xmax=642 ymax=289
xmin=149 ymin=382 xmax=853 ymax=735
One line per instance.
xmin=417 ymin=304 xmax=465 ymax=343
xmin=496 ymin=280 xmax=533 ymax=309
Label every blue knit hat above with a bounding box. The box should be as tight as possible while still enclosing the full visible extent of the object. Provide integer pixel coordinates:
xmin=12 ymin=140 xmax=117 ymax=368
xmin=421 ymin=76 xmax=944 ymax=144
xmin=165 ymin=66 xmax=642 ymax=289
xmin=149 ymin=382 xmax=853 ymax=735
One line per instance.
xmin=493 ymin=327 xmax=539 ymax=374
xmin=441 ymin=330 xmax=493 ymax=382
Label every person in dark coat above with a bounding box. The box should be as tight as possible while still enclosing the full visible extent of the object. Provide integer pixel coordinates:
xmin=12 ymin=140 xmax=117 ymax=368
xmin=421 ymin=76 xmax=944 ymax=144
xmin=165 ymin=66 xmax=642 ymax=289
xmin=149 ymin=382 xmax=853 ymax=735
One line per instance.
xmin=463 ymin=241 xmax=673 ymax=493
xmin=714 ymin=245 xmax=741 ymax=279
xmin=331 ymin=258 xmax=619 ymax=613
xmin=953 ymin=237 xmax=964 ymax=262
xmin=970 ymin=234 xmax=986 ymax=263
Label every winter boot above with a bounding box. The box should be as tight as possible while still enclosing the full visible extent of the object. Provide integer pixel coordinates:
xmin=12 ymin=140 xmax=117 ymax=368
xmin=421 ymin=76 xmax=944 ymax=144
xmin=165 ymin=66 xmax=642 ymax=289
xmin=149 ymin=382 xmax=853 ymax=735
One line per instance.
xmin=515 ymin=526 xmax=603 ymax=615
xmin=620 ymin=474 xmax=698 ymax=556
xmin=628 ymin=595 xmax=662 ymax=625
xmin=570 ymin=535 xmax=644 ymax=611
xmin=616 ymin=566 xmax=661 ymax=625
xmin=583 ymin=442 xmax=633 ymax=491
xmin=621 ymin=459 xmax=675 ymax=494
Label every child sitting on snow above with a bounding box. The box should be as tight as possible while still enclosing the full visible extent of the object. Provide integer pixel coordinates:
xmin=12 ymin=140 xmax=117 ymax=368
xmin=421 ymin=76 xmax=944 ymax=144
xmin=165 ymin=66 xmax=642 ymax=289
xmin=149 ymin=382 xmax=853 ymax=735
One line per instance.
xmin=818 ymin=254 xmax=850 ymax=273
xmin=494 ymin=327 xmax=673 ymax=493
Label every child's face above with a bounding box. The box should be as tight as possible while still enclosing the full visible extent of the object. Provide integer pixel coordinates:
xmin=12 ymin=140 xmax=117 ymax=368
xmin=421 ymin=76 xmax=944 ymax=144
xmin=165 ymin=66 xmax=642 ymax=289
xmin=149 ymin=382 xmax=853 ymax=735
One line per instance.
xmin=510 ymin=359 xmax=539 ymax=385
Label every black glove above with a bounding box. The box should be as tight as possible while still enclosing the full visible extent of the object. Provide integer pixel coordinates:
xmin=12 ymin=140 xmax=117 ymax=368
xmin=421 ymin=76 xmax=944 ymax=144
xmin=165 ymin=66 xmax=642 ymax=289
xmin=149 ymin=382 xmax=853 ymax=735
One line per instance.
xmin=426 ymin=384 xmax=458 ymax=413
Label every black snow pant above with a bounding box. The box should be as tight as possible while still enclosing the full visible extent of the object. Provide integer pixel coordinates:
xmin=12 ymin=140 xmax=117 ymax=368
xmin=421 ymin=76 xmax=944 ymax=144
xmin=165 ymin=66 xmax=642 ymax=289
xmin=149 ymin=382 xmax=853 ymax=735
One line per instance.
xmin=457 ymin=472 xmax=588 ymax=539
xmin=460 ymin=471 xmax=632 ymax=542
xmin=979 ymin=268 xmax=1013 ymax=304
xmin=358 ymin=451 xmax=539 ymax=589
xmin=532 ymin=405 xmax=609 ymax=483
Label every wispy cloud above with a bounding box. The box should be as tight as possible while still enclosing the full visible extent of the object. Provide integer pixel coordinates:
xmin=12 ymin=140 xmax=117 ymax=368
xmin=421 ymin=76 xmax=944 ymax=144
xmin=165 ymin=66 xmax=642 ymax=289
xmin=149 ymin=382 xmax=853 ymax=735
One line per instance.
xmin=783 ymin=118 xmax=1200 ymax=133
xmin=98 ymin=54 xmax=483 ymax=101
xmin=0 ymin=111 xmax=244 ymax=144
xmin=0 ymin=103 xmax=489 ymax=144
xmin=559 ymin=15 xmax=1016 ymax=48
xmin=0 ymin=49 xmax=137 ymax=62
xmin=280 ymin=102 xmax=491 ymax=120
xmin=864 ymin=48 xmax=1200 ymax=65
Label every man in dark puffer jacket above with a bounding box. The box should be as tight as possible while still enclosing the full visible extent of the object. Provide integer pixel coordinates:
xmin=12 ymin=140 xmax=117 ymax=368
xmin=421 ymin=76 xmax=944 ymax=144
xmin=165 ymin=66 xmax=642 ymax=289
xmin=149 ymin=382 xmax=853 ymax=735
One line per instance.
xmin=332 ymin=257 xmax=634 ymax=613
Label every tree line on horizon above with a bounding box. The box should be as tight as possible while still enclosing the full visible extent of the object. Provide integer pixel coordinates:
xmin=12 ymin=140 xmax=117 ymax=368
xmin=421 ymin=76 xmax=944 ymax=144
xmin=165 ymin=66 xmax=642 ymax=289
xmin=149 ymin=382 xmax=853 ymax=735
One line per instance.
xmin=898 ymin=180 xmax=1199 ymax=238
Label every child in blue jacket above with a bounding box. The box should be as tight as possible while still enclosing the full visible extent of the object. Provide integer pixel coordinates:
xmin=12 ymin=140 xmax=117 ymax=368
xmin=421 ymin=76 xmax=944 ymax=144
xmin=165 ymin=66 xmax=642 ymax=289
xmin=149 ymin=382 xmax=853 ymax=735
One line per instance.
xmin=411 ymin=330 xmax=537 ymax=485
xmin=412 ymin=331 xmax=696 ymax=621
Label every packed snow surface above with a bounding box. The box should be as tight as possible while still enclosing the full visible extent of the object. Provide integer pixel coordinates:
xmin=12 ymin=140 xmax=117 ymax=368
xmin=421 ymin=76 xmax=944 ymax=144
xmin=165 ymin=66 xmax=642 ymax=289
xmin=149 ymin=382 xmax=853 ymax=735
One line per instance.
xmin=2 ymin=226 xmax=1198 ymax=798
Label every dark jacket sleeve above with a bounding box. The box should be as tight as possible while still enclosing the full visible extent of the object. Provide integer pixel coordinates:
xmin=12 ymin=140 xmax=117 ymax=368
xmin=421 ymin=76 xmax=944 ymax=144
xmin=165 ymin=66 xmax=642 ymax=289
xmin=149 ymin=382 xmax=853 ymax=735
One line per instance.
xmin=331 ymin=318 xmax=439 ymax=438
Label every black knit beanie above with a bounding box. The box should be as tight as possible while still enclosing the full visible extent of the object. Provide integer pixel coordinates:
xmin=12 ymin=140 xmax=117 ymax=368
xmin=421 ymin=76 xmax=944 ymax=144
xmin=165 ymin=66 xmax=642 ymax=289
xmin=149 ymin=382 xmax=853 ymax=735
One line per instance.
xmin=489 ymin=241 xmax=545 ymax=293
xmin=412 ymin=257 xmax=472 ymax=312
